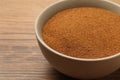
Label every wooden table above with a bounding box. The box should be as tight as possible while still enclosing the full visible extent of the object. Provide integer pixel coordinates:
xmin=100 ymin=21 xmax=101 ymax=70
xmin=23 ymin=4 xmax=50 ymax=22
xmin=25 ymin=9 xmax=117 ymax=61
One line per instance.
xmin=0 ymin=0 xmax=120 ymax=80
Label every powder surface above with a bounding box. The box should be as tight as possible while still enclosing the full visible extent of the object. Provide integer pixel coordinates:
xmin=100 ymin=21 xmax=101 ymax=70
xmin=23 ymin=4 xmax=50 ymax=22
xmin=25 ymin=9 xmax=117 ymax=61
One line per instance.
xmin=42 ymin=7 xmax=120 ymax=59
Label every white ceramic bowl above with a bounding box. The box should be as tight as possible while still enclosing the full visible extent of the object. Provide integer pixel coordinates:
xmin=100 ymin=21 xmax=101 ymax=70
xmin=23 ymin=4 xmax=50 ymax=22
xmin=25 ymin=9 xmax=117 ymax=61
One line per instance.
xmin=35 ymin=0 xmax=120 ymax=79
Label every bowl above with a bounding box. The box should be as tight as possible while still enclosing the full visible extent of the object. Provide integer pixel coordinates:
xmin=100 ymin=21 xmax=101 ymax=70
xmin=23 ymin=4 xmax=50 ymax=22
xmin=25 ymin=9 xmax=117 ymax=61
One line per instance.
xmin=35 ymin=0 xmax=120 ymax=79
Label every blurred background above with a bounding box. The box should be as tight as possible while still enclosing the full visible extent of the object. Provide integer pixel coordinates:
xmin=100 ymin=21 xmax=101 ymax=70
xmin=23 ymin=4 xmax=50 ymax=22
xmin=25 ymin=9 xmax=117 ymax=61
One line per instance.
xmin=0 ymin=0 xmax=119 ymax=80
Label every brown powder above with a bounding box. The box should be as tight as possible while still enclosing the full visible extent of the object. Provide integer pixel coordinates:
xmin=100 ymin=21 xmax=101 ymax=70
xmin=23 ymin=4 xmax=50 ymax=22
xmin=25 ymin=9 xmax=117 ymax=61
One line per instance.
xmin=42 ymin=7 xmax=120 ymax=59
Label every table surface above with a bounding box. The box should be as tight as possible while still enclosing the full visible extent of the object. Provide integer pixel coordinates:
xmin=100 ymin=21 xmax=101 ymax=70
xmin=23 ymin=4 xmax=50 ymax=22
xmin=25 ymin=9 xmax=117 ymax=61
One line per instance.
xmin=0 ymin=0 xmax=120 ymax=80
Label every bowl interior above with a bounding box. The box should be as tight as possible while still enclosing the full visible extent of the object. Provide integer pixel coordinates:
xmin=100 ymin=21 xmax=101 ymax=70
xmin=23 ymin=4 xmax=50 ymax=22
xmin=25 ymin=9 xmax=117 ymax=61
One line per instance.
xmin=35 ymin=0 xmax=120 ymax=61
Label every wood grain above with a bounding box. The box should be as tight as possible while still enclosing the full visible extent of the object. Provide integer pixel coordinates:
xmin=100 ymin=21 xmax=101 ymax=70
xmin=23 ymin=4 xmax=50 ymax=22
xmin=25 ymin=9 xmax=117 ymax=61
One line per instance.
xmin=0 ymin=0 xmax=119 ymax=80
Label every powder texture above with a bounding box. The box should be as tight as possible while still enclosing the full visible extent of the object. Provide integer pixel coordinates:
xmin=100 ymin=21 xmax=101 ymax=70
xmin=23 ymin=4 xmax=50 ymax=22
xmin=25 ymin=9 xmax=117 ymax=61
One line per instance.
xmin=42 ymin=7 xmax=120 ymax=59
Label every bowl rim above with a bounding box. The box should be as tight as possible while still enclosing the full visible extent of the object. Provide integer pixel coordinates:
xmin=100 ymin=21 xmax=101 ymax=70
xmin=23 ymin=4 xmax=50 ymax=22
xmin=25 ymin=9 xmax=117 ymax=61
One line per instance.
xmin=35 ymin=0 xmax=120 ymax=62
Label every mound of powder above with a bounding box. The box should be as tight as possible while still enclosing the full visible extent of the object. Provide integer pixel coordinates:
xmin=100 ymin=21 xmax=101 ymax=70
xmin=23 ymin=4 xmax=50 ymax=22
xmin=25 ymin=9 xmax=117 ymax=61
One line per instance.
xmin=42 ymin=7 xmax=120 ymax=59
